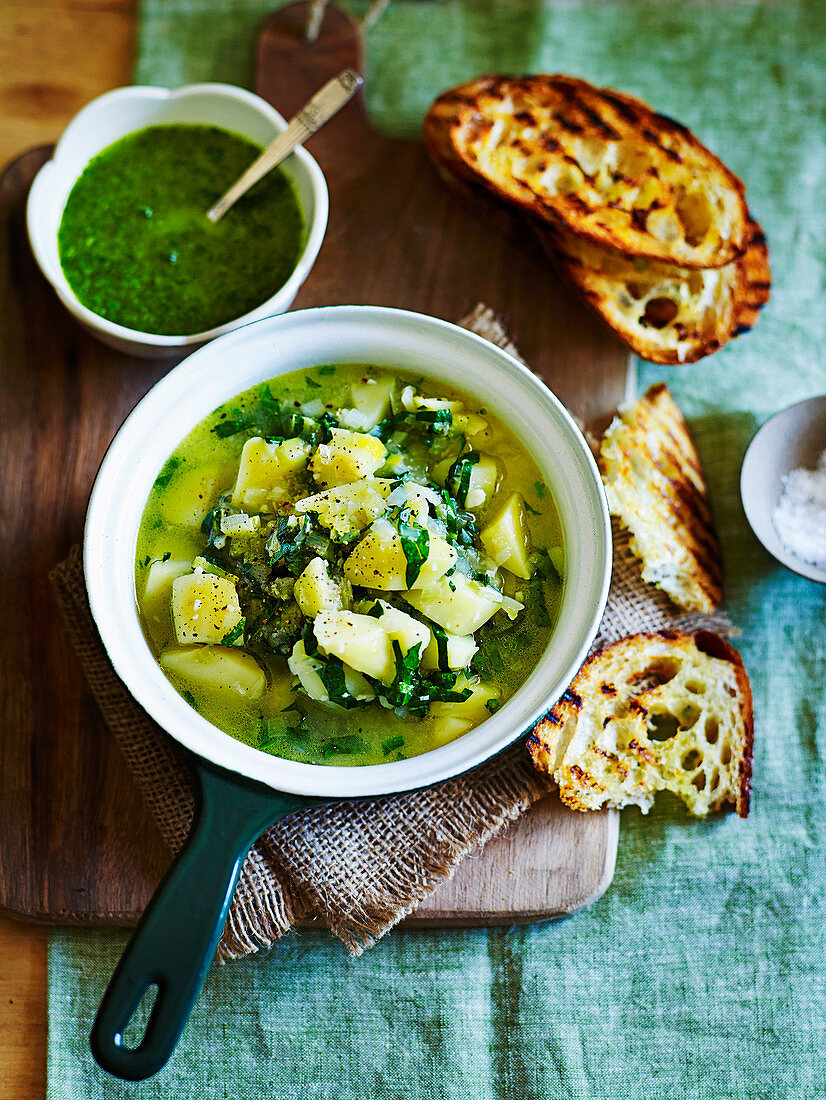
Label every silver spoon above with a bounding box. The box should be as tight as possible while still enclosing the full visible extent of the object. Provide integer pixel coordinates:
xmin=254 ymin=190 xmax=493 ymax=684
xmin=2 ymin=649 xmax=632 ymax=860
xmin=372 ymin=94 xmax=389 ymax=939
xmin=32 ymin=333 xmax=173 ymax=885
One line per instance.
xmin=206 ymin=68 xmax=363 ymax=223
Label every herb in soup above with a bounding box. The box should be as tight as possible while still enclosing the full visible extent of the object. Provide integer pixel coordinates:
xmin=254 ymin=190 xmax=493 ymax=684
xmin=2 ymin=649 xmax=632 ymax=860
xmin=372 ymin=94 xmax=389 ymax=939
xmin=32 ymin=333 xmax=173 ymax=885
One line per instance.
xmin=135 ymin=365 xmax=564 ymax=765
xmin=57 ymin=124 xmax=304 ymax=336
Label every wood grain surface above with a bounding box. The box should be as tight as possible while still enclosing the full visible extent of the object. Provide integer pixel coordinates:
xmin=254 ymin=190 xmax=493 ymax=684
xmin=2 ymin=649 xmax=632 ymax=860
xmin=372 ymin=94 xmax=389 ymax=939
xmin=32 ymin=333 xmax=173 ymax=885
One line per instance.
xmin=0 ymin=2 xmax=136 ymax=1094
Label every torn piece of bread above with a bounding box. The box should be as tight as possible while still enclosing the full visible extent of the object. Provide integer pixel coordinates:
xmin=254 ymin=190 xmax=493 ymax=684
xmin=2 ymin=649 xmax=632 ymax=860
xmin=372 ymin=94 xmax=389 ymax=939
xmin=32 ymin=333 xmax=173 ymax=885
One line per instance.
xmin=600 ymin=383 xmax=723 ymax=612
xmin=432 ymin=74 xmax=749 ymax=269
xmin=424 ymin=78 xmax=769 ymax=363
xmin=538 ymin=218 xmax=770 ymax=364
xmin=527 ymin=631 xmax=753 ymax=817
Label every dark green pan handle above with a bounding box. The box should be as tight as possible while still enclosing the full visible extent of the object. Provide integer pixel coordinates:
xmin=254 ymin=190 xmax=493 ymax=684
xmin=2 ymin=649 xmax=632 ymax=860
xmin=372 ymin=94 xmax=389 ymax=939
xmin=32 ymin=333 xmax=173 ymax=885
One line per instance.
xmin=90 ymin=756 xmax=309 ymax=1081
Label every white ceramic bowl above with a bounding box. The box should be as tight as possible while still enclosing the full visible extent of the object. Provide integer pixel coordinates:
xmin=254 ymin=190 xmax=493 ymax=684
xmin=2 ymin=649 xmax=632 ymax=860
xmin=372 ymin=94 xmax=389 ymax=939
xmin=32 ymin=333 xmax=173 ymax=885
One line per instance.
xmin=85 ymin=306 xmax=611 ymax=798
xmin=741 ymin=394 xmax=826 ymax=584
xmin=26 ymin=84 xmax=328 ymax=358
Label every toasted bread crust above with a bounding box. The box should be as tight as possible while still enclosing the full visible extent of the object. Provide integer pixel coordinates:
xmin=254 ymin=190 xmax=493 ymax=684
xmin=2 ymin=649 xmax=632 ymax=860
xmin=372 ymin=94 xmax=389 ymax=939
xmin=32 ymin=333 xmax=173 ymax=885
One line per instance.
xmin=538 ymin=217 xmax=770 ymax=364
xmin=527 ymin=631 xmax=753 ymax=817
xmin=599 ymin=384 xmax=724 ymax=613
xmin=430 ymin=74 xmax=749 ymax=269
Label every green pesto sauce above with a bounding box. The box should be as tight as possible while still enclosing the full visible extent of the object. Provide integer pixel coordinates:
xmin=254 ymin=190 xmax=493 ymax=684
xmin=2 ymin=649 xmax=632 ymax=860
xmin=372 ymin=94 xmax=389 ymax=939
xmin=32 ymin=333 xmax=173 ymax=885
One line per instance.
xmin=57 ymin=124 xmax=305 ymax=336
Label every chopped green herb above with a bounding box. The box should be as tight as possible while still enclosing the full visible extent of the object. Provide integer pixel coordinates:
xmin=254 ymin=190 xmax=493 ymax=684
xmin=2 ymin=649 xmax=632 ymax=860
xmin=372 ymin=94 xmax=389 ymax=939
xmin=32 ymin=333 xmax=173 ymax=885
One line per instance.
xmin=153 ymin=456 xmax=182 ymax=489
xmin=524 ymin=501 xmax=541 ymax=516
xmin=257 ymin=383 xmax=280 ymax=414
xmin=446 ymin=446 xmax=479 ymax=508
xmin=317 ymin=365 xmax=336 ymax=376
xmin=478 ymin=634 xmax=506 ymax=678
xmin=141 ymin=555 xmax=151 ymax=567
xmin=485 ymin=698 xmax=501 ymax=714
xmin=398 ymin=517 xmax=430 ymax=588
xmin=534 ymin=480 xmax=546 ymax=499
xmin=432 ymin=624 xmax=450 ymax=671
xmin=266 ymin=514 xmax=314 ymax=572
xmin=382 ymin=735 xmax=405 ymax=755
xmin=317 ymin=411 xmax=339 ymax=443
xmin=434 ymin=488 xmax=476 ymax=549
xmin=303 ymin=622 xmax=319 ymax=657
xmin=221 ymin=617 xmax=246 ymax=645
xmin=317 ymin=655 xmax=360 ymax=709
xmin=161 ymin=551 xmax=171 ymax=563
xmin=181 ymin=689 xmax=197 ymax=709
xmin=413 ymin=408 xmax=453 ymax=438
xmin=304 ymin=375 xmax=321 ymax=388
xmin=213 ymin=415 xmax=249 ymax=439
xmin=537 ymin=547 xmax=563 ymax=582
xmin=321 ymin=734 xmax=369 ymax=758
xmin=525 ymin=578 xmax=551 ymax=628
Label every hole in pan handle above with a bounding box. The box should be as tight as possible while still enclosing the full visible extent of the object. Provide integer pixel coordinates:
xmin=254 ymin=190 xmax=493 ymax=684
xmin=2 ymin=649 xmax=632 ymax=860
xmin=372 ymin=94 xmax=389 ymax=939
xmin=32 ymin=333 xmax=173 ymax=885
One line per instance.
xmin=90 ymin=756 xmax=310 ymax=1081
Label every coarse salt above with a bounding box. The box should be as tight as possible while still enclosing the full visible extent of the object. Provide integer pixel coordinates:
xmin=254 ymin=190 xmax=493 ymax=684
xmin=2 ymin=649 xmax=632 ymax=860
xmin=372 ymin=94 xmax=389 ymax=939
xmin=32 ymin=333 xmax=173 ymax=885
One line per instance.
xmin=771 ymin=448 xmax=826 ymax=569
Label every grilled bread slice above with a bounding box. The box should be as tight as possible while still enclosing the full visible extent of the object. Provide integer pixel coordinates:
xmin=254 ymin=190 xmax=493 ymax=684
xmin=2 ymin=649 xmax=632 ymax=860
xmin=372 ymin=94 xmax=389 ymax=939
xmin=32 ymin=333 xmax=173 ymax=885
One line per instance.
xmin=432 ymin=74 xmax=749 ymax=268
xmin=539 ymin=218 xmax=770 ymax=364
xmin=527 ymin=631 xmax=753 ymax=817
xmin=600 ymin=384 xmax=723 ymax=612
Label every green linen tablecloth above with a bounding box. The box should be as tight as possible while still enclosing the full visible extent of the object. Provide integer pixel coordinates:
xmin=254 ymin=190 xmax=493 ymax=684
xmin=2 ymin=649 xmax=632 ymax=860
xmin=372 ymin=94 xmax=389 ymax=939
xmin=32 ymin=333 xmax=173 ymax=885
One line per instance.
xmin=47 ymin=2 xmax=825 ymax=1096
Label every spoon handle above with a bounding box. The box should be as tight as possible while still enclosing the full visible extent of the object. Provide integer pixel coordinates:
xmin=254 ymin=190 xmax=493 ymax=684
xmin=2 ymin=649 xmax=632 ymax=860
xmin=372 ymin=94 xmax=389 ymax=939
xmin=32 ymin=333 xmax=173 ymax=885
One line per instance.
xmin=207 ymin=68 xmax=363 ymax=223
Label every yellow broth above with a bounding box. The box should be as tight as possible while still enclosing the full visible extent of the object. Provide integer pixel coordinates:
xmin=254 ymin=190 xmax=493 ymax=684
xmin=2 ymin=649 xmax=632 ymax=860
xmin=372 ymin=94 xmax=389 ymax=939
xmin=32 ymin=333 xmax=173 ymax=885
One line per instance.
xmin=135 ymin=363 xmax=564 ymax=765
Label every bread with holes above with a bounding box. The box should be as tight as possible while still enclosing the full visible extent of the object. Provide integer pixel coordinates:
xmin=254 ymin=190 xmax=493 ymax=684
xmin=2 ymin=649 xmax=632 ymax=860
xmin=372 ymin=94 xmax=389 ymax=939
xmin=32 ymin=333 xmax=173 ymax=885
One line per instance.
xmin=600 ymin=383 xmax=723 ymax=612
xmin=527 ymin=631 xmax=753 ymax=817
xmin=429 ymin=74 xmax=749 ymax=269
xmin=538 ymin=218 xmax=770 ymax=364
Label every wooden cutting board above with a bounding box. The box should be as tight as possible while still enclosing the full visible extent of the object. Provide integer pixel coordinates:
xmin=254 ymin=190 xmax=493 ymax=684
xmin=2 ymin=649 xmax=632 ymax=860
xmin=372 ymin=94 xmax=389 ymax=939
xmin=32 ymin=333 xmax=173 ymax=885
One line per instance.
xmin=0 ymin=1 xmax=625 ymax=930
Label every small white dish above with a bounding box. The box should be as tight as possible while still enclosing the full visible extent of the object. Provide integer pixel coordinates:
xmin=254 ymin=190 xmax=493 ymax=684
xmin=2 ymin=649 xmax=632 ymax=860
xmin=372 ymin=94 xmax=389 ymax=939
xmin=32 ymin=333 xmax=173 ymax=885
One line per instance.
xmin=26 ymin=83 xmax=328 ymax=358
xmin=741 ymin=394 xmax=826 ymax=584
xmin=84 ymin=305 xmax=612 ymax=799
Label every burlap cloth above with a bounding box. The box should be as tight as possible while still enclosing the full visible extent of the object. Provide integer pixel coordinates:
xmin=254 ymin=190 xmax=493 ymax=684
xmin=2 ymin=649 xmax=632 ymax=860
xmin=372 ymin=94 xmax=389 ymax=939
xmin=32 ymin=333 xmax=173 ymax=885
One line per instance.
xmin=49 ymin=306 xmax=730 ymax=959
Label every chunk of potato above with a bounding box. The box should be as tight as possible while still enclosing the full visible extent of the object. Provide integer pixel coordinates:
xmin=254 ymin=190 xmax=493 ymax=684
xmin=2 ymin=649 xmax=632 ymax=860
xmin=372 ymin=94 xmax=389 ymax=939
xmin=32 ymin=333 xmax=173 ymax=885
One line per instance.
xmin=344 ymin=521 xmax=456 ymax=591
xmin=465 ymin=456 xmax=499 ymax=511
xmin=219 ymin=512 xmax=260 ymax=539
xmin=258 ymin=658 xmax=299 ymax=717
xmin=286 ymin=641 xmax=377 ymax=705
xmin=294 ymin=479 xmax=392 ymax=537
xmin=232 ymin=436 xmax=310 ymax=509
xmin=453 ymin=412 xmax=490 ymax=443
xmin=160 ymin=646 xmax=265 ymax=701
xmin=160 ymin=468 xmax=219 ymax=528
xmin=276 ymin=437 xmax=312 ymax=473
xmin=430 ymin=680 xmax=500 ymax=724
xmin=343 ymin=666 xmax=376 ymax=702
xmin=288 ymin=639 xmax=328 ymax=701
xmin=430 ymin=716 xmax=473 ymax=746
xmin=171 ymin=572 xmax=242 ymax=645
xmin=141 ymin=558 xmax=191 ymax=636
xmin=400 ymin=386 xmax=462 ymax=414
xmin=312 ymin=610 xmax=393 ymax=682
xmin=348 ymin=375 xmax=396 ymax=430
xmin=480 ymin=492 xmax=532 ymax=579
xmin=403 ymin=573 xmax=502 ymax=634
xmin=392 ymin=481 xmax=433 ymax=525
xmin=371 ymin=600 xmax=431 ymax=657
xmin=294 ymin=557 xmax=342 ymax=618
xmin=309 ymin=429 xmax=386 ymax=489
xmin=433 ymin=453 xmax=499 ymax=512
xmin=421 ymin=630 xmax=478 ymax=672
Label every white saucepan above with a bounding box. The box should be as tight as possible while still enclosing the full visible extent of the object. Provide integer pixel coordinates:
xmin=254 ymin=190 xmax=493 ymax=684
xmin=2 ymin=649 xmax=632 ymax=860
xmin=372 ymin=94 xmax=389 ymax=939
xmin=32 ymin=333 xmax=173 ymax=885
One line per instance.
xmin=84 ymin=306 xmax=611 ymax=1079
